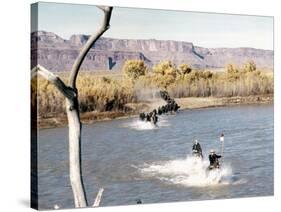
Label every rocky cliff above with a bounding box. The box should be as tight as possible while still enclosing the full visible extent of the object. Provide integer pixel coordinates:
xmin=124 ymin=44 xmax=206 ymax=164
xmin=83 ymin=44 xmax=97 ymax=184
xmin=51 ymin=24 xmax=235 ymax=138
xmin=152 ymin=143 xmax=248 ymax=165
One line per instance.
xmin=31 ymin=31 xmax=273 ymax=72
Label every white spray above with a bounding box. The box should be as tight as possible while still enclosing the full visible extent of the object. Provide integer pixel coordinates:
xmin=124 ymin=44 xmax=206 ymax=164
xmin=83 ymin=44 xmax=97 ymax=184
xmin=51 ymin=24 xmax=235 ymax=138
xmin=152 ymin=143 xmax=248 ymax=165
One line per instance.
xmin=123 ymin=117 xmax=170 ymax=131
xmin=139 ymin=156 xmax=234 ymax=187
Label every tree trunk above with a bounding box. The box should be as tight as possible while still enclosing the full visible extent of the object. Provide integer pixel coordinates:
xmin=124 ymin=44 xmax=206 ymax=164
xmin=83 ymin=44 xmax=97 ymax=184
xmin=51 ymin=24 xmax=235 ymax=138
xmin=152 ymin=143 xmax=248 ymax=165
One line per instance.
xmin=32 ymin=6 xmax=113 ymax=208
xmin=66 ymin=98 xmax=88 ymax=207
xmin=66 ymin=6 xmax=113 ymax=207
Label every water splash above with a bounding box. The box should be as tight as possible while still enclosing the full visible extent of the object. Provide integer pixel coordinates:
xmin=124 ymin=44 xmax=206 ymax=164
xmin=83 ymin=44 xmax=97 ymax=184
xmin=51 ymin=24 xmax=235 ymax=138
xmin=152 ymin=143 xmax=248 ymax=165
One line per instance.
xmin=138 ymin=156 xmax=237 ymax=187
xmin=123 ymin=117 xmax=170 ymax=131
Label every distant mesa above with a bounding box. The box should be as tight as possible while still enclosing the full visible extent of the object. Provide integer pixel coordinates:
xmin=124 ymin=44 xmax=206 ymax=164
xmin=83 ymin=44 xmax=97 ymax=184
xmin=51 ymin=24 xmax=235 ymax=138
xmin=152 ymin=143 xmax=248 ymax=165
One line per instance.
xmin=31 ymin=31 xmax=273 ymax=72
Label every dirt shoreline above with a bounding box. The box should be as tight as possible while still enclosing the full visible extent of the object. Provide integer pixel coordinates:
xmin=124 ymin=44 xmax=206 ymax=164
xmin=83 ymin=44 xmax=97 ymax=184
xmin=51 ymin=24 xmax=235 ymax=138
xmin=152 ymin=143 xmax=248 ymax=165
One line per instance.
xmin=37 ymin=94 xmax=273 ymax=129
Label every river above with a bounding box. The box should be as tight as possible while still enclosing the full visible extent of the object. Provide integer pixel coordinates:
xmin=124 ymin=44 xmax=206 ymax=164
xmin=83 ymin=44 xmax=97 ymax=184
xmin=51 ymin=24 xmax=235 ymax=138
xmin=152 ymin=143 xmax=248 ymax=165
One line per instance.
xmin=37 ymin=104 xmax=273 ymax=209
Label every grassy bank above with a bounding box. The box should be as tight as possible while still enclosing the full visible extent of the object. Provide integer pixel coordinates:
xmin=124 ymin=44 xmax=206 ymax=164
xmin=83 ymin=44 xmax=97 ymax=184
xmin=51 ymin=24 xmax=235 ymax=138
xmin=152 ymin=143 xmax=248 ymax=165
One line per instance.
xmin=38 ymin=94 xmax=273 ymax=129
xmin=32 ymin=60 xmax=273 ymax=129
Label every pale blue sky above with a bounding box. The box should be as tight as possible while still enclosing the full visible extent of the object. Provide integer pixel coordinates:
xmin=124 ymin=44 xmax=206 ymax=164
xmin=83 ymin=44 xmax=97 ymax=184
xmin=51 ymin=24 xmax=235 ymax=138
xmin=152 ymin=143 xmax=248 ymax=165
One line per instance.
xmin=32 ymin=2 xmax=273 ymax=50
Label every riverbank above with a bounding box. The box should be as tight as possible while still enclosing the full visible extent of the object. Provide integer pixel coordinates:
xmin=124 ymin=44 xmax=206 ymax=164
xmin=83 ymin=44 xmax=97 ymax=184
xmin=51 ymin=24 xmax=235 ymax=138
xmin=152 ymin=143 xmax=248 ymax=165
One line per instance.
xmin=37 ymin=94 xmax=273 ymax=129
xmin=175 ymin=94 xmax=273 ymax=110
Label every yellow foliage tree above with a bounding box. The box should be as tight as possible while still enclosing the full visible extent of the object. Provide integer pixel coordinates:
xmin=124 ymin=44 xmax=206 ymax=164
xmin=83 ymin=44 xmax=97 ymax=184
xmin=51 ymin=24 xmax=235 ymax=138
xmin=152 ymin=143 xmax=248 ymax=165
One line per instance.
xmin=152 ymin=60 xmax=178 ymax=88
xmin=178 ymin=63 xmax=192 ymax=75
xmin=243 ymin=60 xmax=257 ymax=72
xmin=122 ymin=60 xmax=148 ymax=81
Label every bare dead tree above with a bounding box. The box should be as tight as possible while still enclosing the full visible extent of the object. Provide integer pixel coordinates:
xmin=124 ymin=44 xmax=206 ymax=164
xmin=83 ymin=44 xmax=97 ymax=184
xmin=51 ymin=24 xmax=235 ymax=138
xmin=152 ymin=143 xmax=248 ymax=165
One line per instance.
xmin=31 ymin=6 xmax=113 ymax=208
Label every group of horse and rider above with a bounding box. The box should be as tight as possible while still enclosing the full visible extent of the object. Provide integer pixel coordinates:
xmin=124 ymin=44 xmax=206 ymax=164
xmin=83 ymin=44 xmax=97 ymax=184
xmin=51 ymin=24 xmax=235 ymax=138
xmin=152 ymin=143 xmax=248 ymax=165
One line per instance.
xmin=192 ymin=139 xmax=222 ymax=170
xmin=139 ymin=90 xmax=180 ymax=125
xmin=138 ymin=90 xmax=224 ymax=170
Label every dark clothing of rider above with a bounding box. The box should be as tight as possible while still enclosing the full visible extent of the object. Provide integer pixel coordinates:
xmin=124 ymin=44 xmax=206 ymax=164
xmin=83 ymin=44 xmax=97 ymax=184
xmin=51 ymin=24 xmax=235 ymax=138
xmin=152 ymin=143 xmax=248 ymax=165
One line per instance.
xmin=209 ymin=154 xmax=221 ymax=167
xmin=192 ymin=143 xmax=202 ymax=154
xmin=192 ymin=142 xmax=203 ymax=158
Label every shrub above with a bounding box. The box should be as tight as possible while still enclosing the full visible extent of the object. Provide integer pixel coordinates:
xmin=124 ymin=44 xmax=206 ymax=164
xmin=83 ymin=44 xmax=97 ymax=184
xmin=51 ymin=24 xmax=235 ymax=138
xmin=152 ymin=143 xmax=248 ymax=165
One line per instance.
xmin=35 ymin=60 xmax=273 ymax=118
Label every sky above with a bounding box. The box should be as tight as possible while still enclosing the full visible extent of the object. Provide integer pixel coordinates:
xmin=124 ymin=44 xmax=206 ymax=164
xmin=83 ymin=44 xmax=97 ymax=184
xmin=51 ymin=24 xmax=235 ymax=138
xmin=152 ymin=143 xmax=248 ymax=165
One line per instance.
xmin=31 ymin=2 xmax=274 ymax=50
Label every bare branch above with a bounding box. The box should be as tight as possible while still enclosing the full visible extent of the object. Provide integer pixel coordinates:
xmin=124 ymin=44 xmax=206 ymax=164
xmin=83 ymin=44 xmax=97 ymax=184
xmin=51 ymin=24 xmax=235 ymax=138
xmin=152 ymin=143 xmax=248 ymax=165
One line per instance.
xmin=32 ymin=65 xmax=76 ymax=100
xmin=96 ymin=6 xmax=111 ymax=12
xmin=69 ymin=6 xmax=113 ymax=88
xmin=92 ymin=188 xmax=104 ymax=207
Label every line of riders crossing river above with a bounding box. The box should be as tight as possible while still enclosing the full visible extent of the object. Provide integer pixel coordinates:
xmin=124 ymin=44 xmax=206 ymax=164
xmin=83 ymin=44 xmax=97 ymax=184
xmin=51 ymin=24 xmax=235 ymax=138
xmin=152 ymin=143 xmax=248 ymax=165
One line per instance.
xmin=138 ymin=90 xmax=222 ymax=170
xmin=139 ymin=90 xmax=180 ymax=125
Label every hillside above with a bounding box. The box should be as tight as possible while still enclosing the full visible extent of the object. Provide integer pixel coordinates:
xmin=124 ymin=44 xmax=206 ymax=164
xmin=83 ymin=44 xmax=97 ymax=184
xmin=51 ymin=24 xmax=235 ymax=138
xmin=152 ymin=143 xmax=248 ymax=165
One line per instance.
xmin=31 ymin=31 xmax=273 ymax=72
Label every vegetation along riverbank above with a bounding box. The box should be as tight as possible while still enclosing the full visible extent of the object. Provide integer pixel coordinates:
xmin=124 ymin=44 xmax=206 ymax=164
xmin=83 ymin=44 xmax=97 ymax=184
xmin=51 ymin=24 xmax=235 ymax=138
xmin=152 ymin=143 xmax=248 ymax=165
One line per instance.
xmin=32 ymin=60 xmax=273 ymax=129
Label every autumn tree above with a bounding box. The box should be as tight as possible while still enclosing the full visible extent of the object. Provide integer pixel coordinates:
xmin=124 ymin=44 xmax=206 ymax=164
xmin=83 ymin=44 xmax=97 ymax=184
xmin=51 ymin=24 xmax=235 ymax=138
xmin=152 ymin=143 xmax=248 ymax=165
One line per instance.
xmin=152 ymin=60 xmax=177 ymax=88
xmin=122 ymin=60 xmax=148 ymax=81
xmin=178 ymin=63 xmax=192 ymax=75
xmin=243 ymin=60 xmax=257 ymax=72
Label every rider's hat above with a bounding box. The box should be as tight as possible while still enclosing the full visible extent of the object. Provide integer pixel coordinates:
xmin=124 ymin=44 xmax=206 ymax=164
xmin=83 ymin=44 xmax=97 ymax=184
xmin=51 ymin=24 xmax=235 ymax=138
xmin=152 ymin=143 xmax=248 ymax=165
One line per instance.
xmin=210 ymin=149 xmax=215 ymax=153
